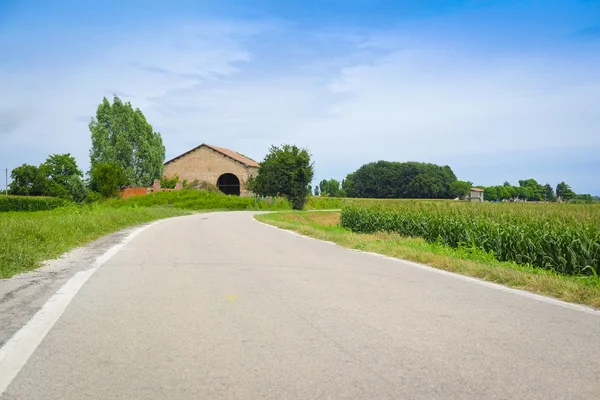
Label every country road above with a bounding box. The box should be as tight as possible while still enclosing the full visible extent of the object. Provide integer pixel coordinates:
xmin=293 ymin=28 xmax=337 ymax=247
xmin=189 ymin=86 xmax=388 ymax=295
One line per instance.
xmin=1 ymin=212 xmax=599 ymax=399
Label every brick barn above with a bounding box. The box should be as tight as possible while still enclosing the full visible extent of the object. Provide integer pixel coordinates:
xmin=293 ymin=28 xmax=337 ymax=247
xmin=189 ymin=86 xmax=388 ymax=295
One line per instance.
xmin=163 ymin=144 xmax=259 ymax=196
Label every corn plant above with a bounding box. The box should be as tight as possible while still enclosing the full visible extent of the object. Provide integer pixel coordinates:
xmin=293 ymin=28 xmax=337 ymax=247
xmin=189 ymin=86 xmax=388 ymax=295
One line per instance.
xmin=341 ymin=201 xmax=600 ymax=276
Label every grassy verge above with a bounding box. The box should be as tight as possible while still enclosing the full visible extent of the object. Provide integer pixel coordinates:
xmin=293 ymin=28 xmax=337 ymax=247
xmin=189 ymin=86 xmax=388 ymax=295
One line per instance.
xmin=255 ymin=211 xmax=600 ymax=308
xmin=303 ymin=196 xmax=452 ymax=210
xmin=0 ymin=204 xmax=189 ymax=278
xmin=108 ymin=190 xmax=292 ymax=210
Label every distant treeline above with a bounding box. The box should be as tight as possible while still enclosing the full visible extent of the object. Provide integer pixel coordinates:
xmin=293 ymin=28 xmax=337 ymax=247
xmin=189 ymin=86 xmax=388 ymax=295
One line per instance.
xmin=316 ymin=161 xmax=596 ymax=202
xmin=316 ymin=161 xmax=471 ymax=199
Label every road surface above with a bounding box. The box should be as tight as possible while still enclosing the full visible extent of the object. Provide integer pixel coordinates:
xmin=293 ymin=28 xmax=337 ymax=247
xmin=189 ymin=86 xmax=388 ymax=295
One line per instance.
xmin=1 ymin=212 xmax=599 ymax=399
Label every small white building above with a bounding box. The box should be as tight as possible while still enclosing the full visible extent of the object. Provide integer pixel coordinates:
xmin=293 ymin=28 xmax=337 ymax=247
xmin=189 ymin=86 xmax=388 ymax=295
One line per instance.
xmin=468 ymin=188 xmax=484 ymax=202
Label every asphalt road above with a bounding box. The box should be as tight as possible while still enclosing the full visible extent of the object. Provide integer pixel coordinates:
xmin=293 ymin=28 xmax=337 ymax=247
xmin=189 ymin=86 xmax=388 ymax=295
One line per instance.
xmin=2 ymin=212 xmax=599 ymax=399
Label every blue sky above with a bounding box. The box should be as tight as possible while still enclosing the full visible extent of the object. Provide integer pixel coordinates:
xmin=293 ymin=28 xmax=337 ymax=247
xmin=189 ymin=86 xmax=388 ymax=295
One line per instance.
xmin=1 ymin=0 xmax=599 ymax=194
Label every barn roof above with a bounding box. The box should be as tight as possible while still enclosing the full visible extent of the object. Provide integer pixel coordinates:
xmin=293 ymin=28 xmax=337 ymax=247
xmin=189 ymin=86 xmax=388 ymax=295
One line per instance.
xmin=164 ymin=144 xmax=260 ymax=168
xmin=470 ymin=188 xmax=485 ymax=192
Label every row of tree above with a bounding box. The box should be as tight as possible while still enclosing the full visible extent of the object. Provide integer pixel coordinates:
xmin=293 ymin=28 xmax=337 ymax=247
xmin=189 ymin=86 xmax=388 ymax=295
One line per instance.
xmin=315 ymin=161 xmax=471 ymax=199
xmin=9 ymin=154 xmax=88 ymax=202
xmin=9 ymin=96 xmax=166 ymax=201
xmin=315 ymin=169 xmax=593 ymax=203
xmin=481 ymin=180 xmax=577 ymax=202
xmin=315 ymin=179 xmax=346 ymax=197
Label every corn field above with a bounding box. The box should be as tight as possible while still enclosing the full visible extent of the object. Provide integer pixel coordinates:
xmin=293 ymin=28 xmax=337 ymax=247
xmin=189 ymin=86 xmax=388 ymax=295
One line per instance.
xmin=340 ymin=201 xmax=600 ymax=276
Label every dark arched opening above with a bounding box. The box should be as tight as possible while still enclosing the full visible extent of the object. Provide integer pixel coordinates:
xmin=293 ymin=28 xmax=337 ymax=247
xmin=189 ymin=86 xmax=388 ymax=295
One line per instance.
xmin=217 ymin=173 xmax=240 ymax=196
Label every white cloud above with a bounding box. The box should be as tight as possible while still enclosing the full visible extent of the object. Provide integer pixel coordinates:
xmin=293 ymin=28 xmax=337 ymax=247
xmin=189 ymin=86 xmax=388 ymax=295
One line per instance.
xmin=1 ymin=19 xmax=599 ymax=193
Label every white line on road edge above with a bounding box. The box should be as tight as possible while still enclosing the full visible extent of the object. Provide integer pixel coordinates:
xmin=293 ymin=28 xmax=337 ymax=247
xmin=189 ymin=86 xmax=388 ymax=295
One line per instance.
xmin=0 ymin=221 xmax=162 ymax=397
xmin=253 ymin=217 xmax=600 ymax=316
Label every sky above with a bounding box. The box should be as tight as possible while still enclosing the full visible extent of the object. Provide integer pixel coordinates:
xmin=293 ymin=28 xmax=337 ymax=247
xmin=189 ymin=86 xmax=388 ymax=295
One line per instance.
xmin=1 ymin=0 xmax=599 ymax=194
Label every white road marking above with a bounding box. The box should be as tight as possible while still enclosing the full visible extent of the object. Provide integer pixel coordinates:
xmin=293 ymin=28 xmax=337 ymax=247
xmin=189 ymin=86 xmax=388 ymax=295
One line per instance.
xmin=253 ymin=217 xmax=600 ymax=316
xmin=0 ymin=221 xmax=161 ymax=397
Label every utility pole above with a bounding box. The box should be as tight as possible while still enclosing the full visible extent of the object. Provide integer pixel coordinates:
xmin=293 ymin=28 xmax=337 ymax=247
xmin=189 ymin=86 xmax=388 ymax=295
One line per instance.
xmin=5 ymin=168 xmax=7 ymax=196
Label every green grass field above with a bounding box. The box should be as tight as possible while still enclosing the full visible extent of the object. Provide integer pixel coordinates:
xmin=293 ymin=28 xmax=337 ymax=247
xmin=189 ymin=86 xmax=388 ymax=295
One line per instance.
xmin=0 ymin=204 xmax=189 ymax=278
xmin=255 ymin=211 xmax=600 ymax=308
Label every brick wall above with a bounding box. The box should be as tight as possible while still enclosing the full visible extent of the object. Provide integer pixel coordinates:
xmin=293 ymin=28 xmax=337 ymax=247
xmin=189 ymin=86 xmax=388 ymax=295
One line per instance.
xmin=163 ymin=146 xmax=258 ymax=196
xmin=120 ymin=187 xmax=149 ymax=199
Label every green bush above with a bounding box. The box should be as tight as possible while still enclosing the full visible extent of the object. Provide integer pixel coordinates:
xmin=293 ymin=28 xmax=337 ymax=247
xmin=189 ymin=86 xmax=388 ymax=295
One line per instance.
xmin=160 ymin=174 xmax=179 ymax=189
xmin=0 ymin=195 xmax=70 ymax=212
xmin=85 ymin=191 xmax=103 ymax=203
xmin=183 ymin=180 xmax=221 ymax=192
xmin=90 ymin=162 xmax=126 ymax=198
xmin=341 ymin=201 xmax=600 ymax=276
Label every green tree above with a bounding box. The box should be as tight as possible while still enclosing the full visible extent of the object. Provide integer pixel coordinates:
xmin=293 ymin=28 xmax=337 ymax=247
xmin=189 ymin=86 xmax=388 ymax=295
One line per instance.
xmin=9 ymin=164 xmax=47 ymax=196
xmin=43 ymin=154 xmax=82 ymax=187
xmin=249 ymin=144 xmax=314 ymax=210
xmin=90 ymin=162 xmax=126 ymax=198
xmin=9 ymin=154 xmax=84 ymax=201
xmin=484 ymin=186 xmax=499 ymax=201
xmin=556 ymin=181 xmax=575 ymax=201
xmin=319 ymin=179 xmax=343 ymax=197
xmin=160 ymin=174 xmax=179 ymax=189
xmin=518 ymin=186 xmax=535 ymax=201
xmin=89 ymin=95 xmax=165 ymax=187
xmin=543 ymin=183 xmax=556 ymax=202
xmin=342 ymin=173 xmax=355 ymax=197
xmin=449 ymin=180 xmax=472 ymax=198
xmin=518 ymin=179 xmax=544 ymax=201
xmin=318 ymin=179 xmax=329 ymax=196
xmin=405 ymin=174 xmax=444 ymax=198
xmin=314 ymin=185 xmax=320 ymax=196
xmin=65 ymin=175 xmax=89 ymax=203
xmin=41 ymin=154 xmax=83 ymax=198
xmin=499 ymin=186 xmax=511 ymax=200
xmin=349 ymin=161 xmax=457 ymax=199
xmin=573 ymin=193 xmax=593 ymax=202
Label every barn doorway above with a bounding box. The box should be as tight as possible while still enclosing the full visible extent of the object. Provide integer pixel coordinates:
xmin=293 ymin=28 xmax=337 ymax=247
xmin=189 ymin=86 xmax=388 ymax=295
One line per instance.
xmin=217 ymin=173 xmax=240 ymax=196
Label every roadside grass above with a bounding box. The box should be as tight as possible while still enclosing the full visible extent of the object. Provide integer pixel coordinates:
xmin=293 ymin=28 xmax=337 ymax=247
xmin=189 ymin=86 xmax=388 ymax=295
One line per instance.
xmin=0 ymin=204 xmax=189 ymax=278
xmin=108 ymin=190 xmax=292 ymax=210
xmin=304 ymin=196 xmax=452 ymax=210
xmin=255 ymin=211 xmax=600 ymax=308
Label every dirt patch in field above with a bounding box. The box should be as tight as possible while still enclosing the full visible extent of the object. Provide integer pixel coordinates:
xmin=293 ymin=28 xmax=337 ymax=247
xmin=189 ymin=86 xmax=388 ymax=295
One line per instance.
xmin=305 ymin=212 xmax=340 ymax=227
xmin=280 ymin=214 xmax=309 ymax=223
xmin=275 ymin=212 xmax=340 ymax=227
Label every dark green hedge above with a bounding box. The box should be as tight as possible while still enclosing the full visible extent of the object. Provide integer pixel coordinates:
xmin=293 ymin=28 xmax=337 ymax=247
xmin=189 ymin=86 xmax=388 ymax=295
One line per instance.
xmin=0 ymin=195 xmax=70 ymax=212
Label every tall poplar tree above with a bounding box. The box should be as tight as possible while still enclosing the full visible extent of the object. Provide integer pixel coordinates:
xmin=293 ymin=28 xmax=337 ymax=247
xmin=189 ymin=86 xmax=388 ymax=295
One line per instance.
xmin=89 ymin=95 xmax=165 ymax=187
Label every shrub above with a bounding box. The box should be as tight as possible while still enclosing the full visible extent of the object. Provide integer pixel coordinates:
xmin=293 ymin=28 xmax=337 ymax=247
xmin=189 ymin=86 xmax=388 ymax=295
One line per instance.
xmin=249 ymin=144 xmax=314 ymax=210
xmin=0 ymin=195 xmax=70 ymax=212
xmin=85 ymin=191 xmax=103 ymax=203
xmin=90 ymin=162 xmax=126 ymax=198
xmin=65 ymin=175 xmax=89 ymax=203
xmin=160 ymin=174 xmax=179 ymax=189
xmin=183 ymin=179 xmax=221 ymax=193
